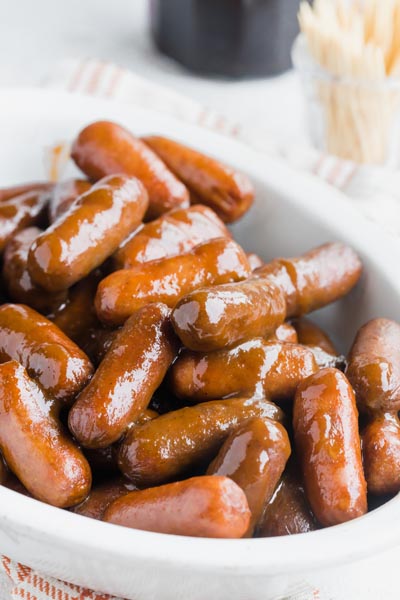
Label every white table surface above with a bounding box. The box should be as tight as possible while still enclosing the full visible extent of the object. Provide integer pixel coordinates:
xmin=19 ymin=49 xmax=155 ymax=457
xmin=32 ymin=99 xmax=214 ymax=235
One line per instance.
xmin=0 ymin=0 xmax=306 ymax=147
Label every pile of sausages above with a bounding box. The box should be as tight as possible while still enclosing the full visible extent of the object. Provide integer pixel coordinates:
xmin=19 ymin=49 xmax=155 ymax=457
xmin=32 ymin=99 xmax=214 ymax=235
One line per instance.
xmin=0 ymin=120 xmax=398 ymax=539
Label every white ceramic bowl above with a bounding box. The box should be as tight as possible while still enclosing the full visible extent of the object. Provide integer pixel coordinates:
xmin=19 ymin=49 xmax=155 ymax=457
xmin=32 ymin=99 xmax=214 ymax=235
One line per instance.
xmin=0 ymin=89 xmax=400 ymax=600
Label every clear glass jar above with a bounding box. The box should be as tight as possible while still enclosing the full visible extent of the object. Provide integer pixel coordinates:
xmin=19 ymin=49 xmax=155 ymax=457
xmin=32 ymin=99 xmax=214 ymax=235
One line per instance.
xmin=292 ymin=35 xmax=400 ymax=165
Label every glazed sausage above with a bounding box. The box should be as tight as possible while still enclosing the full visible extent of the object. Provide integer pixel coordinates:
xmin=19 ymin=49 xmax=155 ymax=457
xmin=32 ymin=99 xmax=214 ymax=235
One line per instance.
xmin=103 ymin=475 xmax=251 ymax=538
xmin=293 ymin=317 xmax=337 ymax=354
xmin=112 ymin=408 xmax=160 ymax=452
xmin=171 ymin=277 xmax=286 ymax=351
xmin=2 ymin=472 xmax=32 ymax=497
xmin=51 ymin=272 xmax=101 ymax=345
xmin=48 ymin=178 xmax=92 ymax=223
xmin=3 ymin=227 xmax=67 ymax=313
xmin=247 ymin=253 xmax=264 ymax=271
xmin=293 ymin=368 xmax=367 ymax=526
xmin=307 ymin=346 xmax=346 ymax=371
xmin=170 ymin=339 xmax=317 ymax=403
xmin=71 ymin=477 xmax=136 ymax=520
xmin=0 ymin=361 xmax=91 ymax=507
xmin=28 ymin=175 xmax=149 ymax=292
xmin=0 ymin=189 xmax=50 ymax=253
xmin=96 ymin=238 xmax=251 ymax=326
xmin=0 ymin=304 xmax=93 ymax=402
xmin=207 ymin=417 xmax=291 ymax=535
xmin=0 ymin=182 xmax=53 ymax=203
xmin=362 ymin=412 xmax=400 ymax=495
xmin=270 ymin=322 xmax=298 ymax=343
xmin=118 ymin=397 xmax=283 ymax=486
xmin=346 ymin=318 xmax=400 ymax=414
xmin=83 ymin=411 xmax=158 ymax=473
xmin=256 ymin=467 xmax=317 ymax=536
xmin=71 ymin=121 xmax=189 ymax=220
xmin=143 ymin=135 xmax=255 ymax=223
xmin=113 ymin=204 xmax=230 ymax=270
xmin=131 ymin=408 xmax=159 ymax=426
xmin=257 ymin=243 xmax=362 ymax=316
xmin=69 ymin=303 xmax=179 ymax=448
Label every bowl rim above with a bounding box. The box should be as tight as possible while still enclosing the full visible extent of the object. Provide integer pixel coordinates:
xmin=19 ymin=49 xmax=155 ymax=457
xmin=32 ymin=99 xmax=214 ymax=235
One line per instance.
xmin=1 ymin=87 xmax=400 ymax=576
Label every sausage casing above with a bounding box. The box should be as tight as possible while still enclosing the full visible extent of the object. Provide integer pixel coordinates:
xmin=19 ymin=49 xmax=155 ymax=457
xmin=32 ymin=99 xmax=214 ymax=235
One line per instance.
xmin=71 ymin=477 xmax=136 ymax=520
xmin=113 ymin=204 xmax=230 ymax=270
xmin=293 ymin=367 xmax=367 ymax=526
xmin=2 ymin=471 xmax=32 ymax=497
xmin=0 ymin=361 xmax=91 ymax=507
xmin=48 ymin=178 xmax=92 ymax=223
xmin=362 ymin=412 xmax=400 ymax=495
xmin=293 ymin=317 xmax=337 ymax=355
xmin=96 ymin=238 xmax=251 ymax=326
xmin=207 ymin=417 xmax=291 ymax=535
xmin=270 ymin=322 xmax=298 ymax=343
xmin=0 ymin=303 xmax=93 ymax=402
xmin=0 ymin=189 xmax=50 ymax=253
xmin=68 ymin=303 xmax=179 ymax=448
xmin=103 ymin=475 xmax=251 ymax=538
xmin=117 ymin=397 xmax=284 ymax=486
xmin=171 ymin=277 xmax=286 ymax=351
xmin=143 ymin=135 xmax=255 ymax=223
xmin=3 ymin=227 xmax=67 ymax=313
xmin=247 ymin=253 xmax=264 ymax=271
xmin=346 ymin=318 xmax=400 ymax=413
xmin=170 ymin=339 xmax=317 ymax=403
xmin=0 ymin=182 xmax=53 ymax=203
xmin=71 ymin=121 xmax=189 ymax=219
xmin=256 ymin=467 xmax=317 ymax=537
xmin=307 ymin=346 xmax=346 ymax=371
xmin=28 ymin=175 xmax=149 ymax=292
xmin=257 ymin=243 xmax=362 ymax=316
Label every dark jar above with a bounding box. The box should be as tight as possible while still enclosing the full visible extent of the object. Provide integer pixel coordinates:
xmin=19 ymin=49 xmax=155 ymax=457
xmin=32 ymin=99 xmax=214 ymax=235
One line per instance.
xmin=150 ymin=0 xmax=300 ymax=79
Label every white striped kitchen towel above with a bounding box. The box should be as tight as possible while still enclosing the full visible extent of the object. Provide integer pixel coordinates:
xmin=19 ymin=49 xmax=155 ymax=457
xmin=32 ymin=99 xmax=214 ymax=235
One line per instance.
xmin=43 ymin=57 xmax=400 ymax=238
